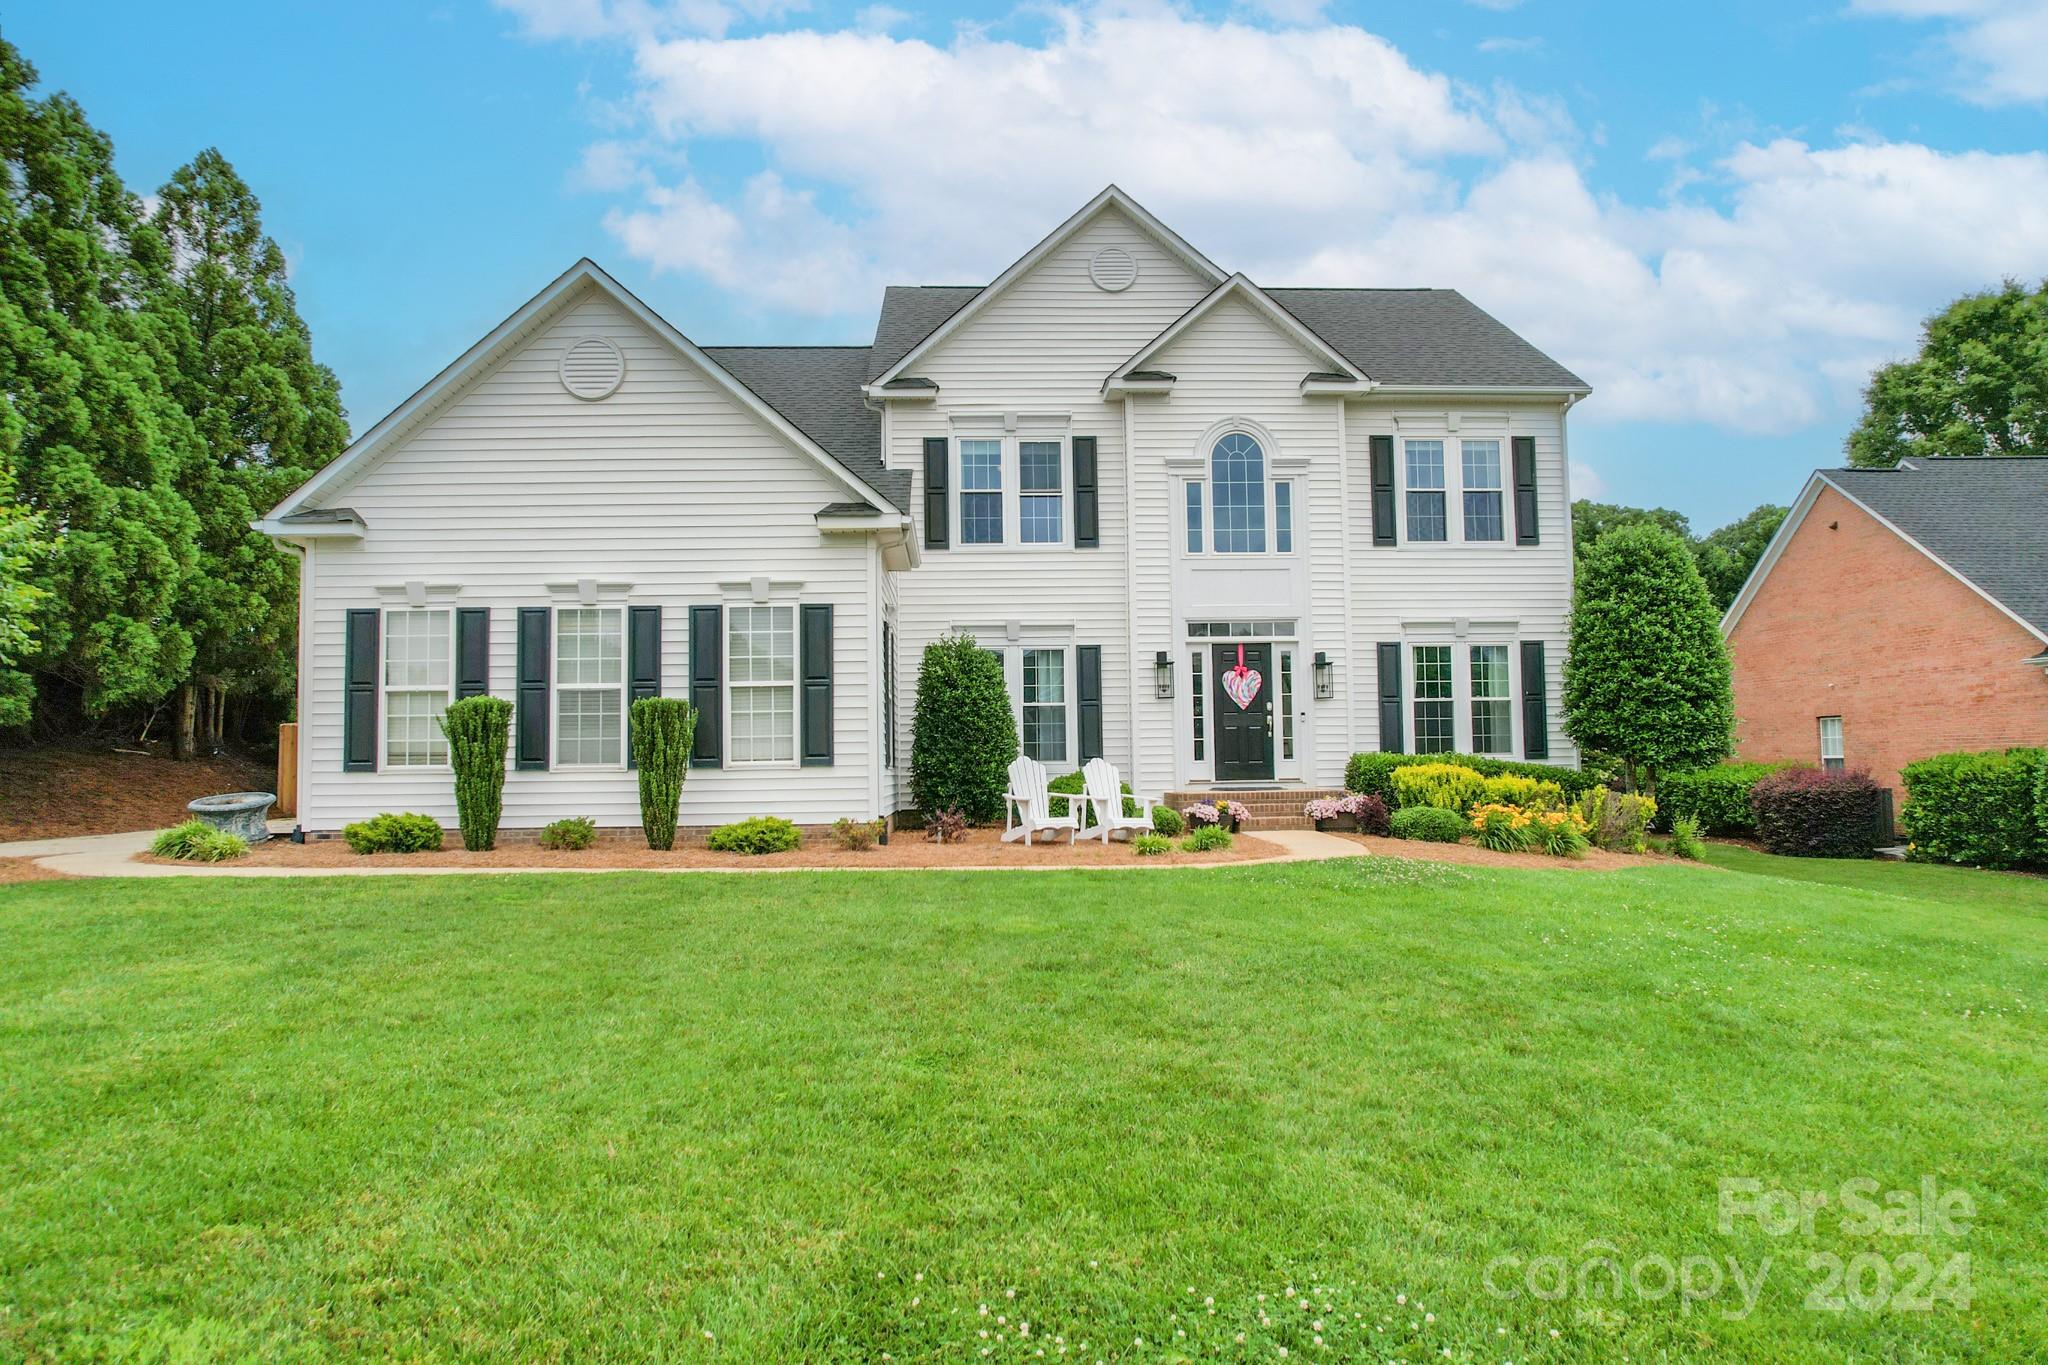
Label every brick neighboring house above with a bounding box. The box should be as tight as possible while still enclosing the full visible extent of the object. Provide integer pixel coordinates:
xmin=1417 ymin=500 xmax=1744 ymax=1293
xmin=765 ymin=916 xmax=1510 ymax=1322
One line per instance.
xmin=1722 ymin=456 xmax=2048 ymax=807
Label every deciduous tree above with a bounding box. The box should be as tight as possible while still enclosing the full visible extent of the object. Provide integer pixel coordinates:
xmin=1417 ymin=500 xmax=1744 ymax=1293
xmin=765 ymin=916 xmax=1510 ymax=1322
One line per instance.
xmin=1848 ymin=280 xmax=2048 ymax=467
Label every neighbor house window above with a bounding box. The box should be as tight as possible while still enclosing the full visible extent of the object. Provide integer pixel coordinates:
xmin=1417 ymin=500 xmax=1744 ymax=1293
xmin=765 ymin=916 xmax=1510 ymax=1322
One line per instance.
xmin=1211 ymin=433 xmax=1267 ymax=553
xmin=728 ymin=604 xmax=796 ymax=764
xmin=1185 ymin=481 xmax=1204 ymax=553
xmin=1462 ymin=440 xmax=1504 ymax=542
xmin=383 ymin=608 xmax=451 ymax=767
xmin=1019 ymin=439 xmax=1063 ymax=544
xmin=1405 ymin=440 xmax=1447 ymax=543
xmin=555 ymin=607 xmax=624 ymax=766
xmin=1021 ymin=647 xmax=1068 ymax=763
xmin=1470 ymin=644 xmax=1512 ymax=753
xmin=959 ymin=438 xmax=1003 ymax=544
xmin=1819 ymin=716 xmax=1844 ymax=772
xmin=1413 ymin=644 xmax=1454 ymax=753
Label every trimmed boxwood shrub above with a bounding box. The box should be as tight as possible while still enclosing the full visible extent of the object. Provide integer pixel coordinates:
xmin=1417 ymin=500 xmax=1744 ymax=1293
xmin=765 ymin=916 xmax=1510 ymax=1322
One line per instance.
xmin=440 ymin=696 xmax=511 ymax=851
xmin=1347 ymin=751 xmax=1600 ymax=807
xmin=707 ymin=816 xmax=802 ymax=855
xmin=1047 ymin=768 xmax=1138 ymax=827
xmin=1654 ymin=761 xmax=1796 ymax=834
xmin=910 ymin=634 xmax=1018 ymax=824
xmin=539 ymin=816 xmax=597 ymax=851
xmin=630 ymin=697 xmax=698 ymax=851
xmin=1750 ymin=768 xmax=1887 ymax=858
xmin=1150 ymin=805 xmax=1186 ymax=837
xmin=1390 ymin=762 xmax=1487 ymax=812
xmin=1390 ymin=805 xmax=1467 ymax=843
xmin=343 ymin=812 xmax=443 ymax=855
xmin=1901 ymin=747 xmax=2048 ymax=870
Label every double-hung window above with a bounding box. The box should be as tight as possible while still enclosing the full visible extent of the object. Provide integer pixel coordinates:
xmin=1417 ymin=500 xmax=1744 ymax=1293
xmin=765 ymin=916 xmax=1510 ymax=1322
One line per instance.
xmin=1019 ymin=440 xmax=1063 ymax=544
xmin=1461 ymin=440 xmax=1505 ymax=542
xmin=959 ymin=438 xmax=1004 ymax=544
xmin=555 ymin=607 xmax=624 ymax=766
xmin=1021 ymin=648 xmax=1068 ymax=763
xmin=729 ymin=604 xmax=796 ymax=764
xmin=383 ymin=608 xmax=451 ymax=767
xmin=1818 ymin=716 xmax=1844 ymax=772
xmin=1412 ymin=644 xmax=1455 ymax=754
xmin=1405 ymin=440 xmax=1448 ymax=543
xmin=1469 ymin=644 xmax=1512 ymax=753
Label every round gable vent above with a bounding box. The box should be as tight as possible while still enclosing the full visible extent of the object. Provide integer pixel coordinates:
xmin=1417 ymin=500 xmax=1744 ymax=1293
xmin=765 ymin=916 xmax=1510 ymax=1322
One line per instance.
xmin=559 ymin=335 xmax=625 ymax=400
xmin=1089 ymin=246 xmax=1138 ymax=292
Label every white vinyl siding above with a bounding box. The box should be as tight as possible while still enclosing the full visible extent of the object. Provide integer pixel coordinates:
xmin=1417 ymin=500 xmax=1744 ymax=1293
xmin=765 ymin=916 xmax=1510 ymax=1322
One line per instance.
xmin=383 ymin=608 xmax=451 ymax=767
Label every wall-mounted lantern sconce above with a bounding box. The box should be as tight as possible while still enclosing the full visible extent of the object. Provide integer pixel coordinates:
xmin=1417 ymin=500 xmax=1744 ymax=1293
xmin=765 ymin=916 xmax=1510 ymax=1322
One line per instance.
xmin=1313 ymin=651 xmax=1334 ymax=700
xmin=1155 ymin=651 xmax=1174 ymax=700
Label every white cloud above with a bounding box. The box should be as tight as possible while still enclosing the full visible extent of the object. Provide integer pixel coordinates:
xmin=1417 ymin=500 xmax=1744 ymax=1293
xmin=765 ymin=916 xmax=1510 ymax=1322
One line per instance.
xmin=1477 ymin=35 xmax=1543 ymax=53
xmin=853 ymin=3 xmax=910 ymax=32
xmin=551 ymin=6 xmax=2048 ymax=437
xmin=495 ymin=0 xmax=808 ymax=40
xmin=1570 ymin=461 xmax=1607 ymax=500
xmin=1851 ymin=0 xmax=2048 ymax=105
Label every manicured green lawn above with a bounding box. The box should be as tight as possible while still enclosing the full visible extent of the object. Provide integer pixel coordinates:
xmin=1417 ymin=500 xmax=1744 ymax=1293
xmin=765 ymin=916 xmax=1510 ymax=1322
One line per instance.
xmin=3 ymin=857 xmax=2042 ymax=1362
xmin=1701 ymin=840 xmax=2048 ymax=916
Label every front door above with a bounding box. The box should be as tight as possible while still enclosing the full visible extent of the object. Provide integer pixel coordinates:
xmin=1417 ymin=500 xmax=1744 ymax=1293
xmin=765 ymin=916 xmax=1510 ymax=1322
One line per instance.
xmin=1212 ymin=643 xmax=1274 ymax=782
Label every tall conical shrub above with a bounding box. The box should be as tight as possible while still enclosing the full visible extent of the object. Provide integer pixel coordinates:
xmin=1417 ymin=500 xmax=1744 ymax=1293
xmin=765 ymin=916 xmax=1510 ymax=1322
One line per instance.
xmin=631 ymin=697 xmax=697 ymax=851
xmin=910 ymin=633 xmax=1017 ymax=824
xmin=440 ymin=696 xmax=511 ymax=851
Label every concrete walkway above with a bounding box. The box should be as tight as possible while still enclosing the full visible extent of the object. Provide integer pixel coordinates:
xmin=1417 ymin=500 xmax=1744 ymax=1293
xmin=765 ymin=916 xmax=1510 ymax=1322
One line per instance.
xmin=1 ymin=825 xmax=1367 ymax=879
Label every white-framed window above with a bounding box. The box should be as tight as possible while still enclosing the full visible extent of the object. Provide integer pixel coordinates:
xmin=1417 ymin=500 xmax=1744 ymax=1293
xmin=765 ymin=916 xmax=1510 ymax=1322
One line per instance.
xmin=555 ymin=606 xmax=624 ymax=767
xmin=1469 ymin=644 xmax=1512 ymax=754
xmin=959 ymin=438 xmax=1003 ymax=545
xmin=1019 ymin=440 xmax=1063 ymax=544
xmin=1819 ymin=716 xmax=1844 ymax=772
xmin=1405 ymin=440 xmax=1448 ymax=543
xmin=1180 ymin=436 xmax=1294 ymax=557
xmin=1190 ymin=649 xmax=1205 ymax=761
xmin=1185 ymin=481 xmax=1203 ymax=553
xmin=728 ymin=604 xmax=797 ymax=765
xmin=1412 ymin=644 xmax=1455 ymax=753
xmin=1461 ymin=440 xmax=1505 ymax=542
xmin=383 ymin=607 xmax=452 ymax=767
xmin=1279 ymin=649 xmax=1296 ymax=761
xmin=1274 ymin=480 xmax=1293 ymax=554
xmin=1021 ymin=647 xmax=1068 ymax=763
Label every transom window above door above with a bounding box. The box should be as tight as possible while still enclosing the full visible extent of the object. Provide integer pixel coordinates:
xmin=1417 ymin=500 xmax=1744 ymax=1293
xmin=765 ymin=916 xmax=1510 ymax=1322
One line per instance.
xmin=1183 ymin=431 xmax=1295 ymax=556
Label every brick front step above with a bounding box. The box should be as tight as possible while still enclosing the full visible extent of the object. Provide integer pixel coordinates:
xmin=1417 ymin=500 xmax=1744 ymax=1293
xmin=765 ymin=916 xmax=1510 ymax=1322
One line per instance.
xmin=1163 ymin=788 xmax=1348 ymax=832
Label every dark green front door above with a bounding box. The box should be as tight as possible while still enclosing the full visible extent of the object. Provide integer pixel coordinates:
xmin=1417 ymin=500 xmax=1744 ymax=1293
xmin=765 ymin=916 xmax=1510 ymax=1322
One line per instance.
xmin=1212 ymin=643 xmax=1274 ymax=782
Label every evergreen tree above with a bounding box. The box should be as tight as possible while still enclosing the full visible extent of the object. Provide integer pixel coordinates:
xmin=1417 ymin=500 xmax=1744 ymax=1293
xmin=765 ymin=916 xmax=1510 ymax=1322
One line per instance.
xmin=1848 ymin=280 xmax=2048 ymax=467
xmin=1563 ymin=523 xmax=1733 ymax=793
xmin=0 ymin=38 xmax=202 ymax=718
xmin=147 ymin=149 xmax=347 ymax=751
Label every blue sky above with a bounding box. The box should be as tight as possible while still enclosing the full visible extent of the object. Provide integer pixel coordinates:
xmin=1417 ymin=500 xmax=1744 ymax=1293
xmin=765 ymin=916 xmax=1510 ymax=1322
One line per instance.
xmin=12 ymin=0 xmax=2048 ymax=529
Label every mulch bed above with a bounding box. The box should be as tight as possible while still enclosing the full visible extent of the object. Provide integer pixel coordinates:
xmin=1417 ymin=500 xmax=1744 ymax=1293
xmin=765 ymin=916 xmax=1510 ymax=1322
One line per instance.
xmin=0 ymin=741 xmax=274 ymax=842
xmin=151 ymin=826 xmax=1289 ymax=872
xmin=0 ymin=856 xmax=75 ymax=885
xmin=1336 ymin=832 xmax=1688 ymax=871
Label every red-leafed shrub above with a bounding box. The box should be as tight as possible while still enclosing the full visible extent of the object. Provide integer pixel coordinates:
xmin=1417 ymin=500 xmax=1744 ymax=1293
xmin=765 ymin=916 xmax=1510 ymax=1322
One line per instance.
xmin=1749 ymin=767 xmax=1887 ymax=858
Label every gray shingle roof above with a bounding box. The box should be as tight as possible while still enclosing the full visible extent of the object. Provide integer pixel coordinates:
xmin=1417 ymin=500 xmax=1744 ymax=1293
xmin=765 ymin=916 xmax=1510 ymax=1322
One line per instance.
xmin=1267 ymin=288 xmax=1586 ymax=389
xmin=1826 ymin=457 xmax=2048 ymax=637
xmin=867 ymin=282 xmax=1583 ymax=390
xmin=866 ymin=285 xmax=982 ymax=381
xmin=701 ymin=346 xmax=907 ymax=512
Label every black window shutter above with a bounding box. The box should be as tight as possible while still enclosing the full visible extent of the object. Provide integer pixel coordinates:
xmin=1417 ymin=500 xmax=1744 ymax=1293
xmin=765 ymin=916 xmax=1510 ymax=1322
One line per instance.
xmin=1520 ymin=640 xmax=1549 ymax=759
xmin=1376 ymin=641 xmax=1404 ymax=753
xmin=626 ymin=605 xmax=661 ymax=769
xmin=923 ymin=437 xmax=949 ymax=549
xmin=1076 ymin=644 xmax=1103 ymax=762
xmin=456 ymin=607 xmax=490 ymax=699
xmin=1513 ymin=435 xmax=1540 ymax=546
xmin=343 ymin=609 xmax=378 ymax=772
xmin=515 ymin=607 xmax=550 ymax=770
xmin=1072 ymin=436 xmax=1099 ymax=548
xmin=1370 ymin=435 xmax=1397 ymax=547
xmin=800 ymin=603 xmax=833 ymax=766
xmin=689 ymin=605 xmax=722 ymax=767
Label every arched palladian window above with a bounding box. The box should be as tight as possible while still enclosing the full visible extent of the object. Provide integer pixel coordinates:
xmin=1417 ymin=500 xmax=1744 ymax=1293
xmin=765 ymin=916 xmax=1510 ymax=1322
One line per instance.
xmin=1211 ymin=432 xmax=1267 ymax=553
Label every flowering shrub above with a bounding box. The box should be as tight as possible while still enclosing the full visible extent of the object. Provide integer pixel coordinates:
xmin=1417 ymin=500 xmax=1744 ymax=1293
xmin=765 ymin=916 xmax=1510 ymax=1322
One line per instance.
xmin=1183 ymin=800 xmax=1249 ymax=829
xmin=1750 ymin=767 xmax=1887 ymax=858
xmin=1469 ymin=802 xmax=1535 ymax=852
xmin=1303 ymin=792 xmax=1391 ymax=835
xmin=1530 ymin=808 xmax=1591 ymax=858
xmin=1390 ymin=762 xmax=1488 ymax=812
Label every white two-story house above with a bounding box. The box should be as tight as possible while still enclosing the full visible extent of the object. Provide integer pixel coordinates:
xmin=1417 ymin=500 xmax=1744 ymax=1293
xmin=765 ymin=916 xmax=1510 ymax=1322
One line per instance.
xmin=262 ymin=187 xmax=1587 ymax=833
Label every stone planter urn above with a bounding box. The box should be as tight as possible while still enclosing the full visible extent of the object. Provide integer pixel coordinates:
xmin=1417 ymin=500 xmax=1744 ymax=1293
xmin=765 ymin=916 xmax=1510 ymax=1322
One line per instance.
xmin=187 ymin=791 xmax=277 ymax=843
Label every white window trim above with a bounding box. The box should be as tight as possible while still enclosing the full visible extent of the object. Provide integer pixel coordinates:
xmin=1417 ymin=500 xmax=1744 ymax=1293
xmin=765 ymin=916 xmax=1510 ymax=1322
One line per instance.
xmin=552 ymin=604 xmax=628 ymax=771
xmin=1176 ymin=472 xmax=1300 ymax=560
xmin=1396 ymin=433 xmax=1512 ymax=548
xmin=381 ymin=606 xmax=454 ymax=770
xmin=1819 ymin=715 xmax=1845 ymax=771
xmin=952 ymin=433 xmax=1072 ymax=551
xmin=1403 ymin=637 xmax=1521 ymax=756
xmin=1017 ymin=644 xmax=1074 ymax=768
xmin=725 ymin=602 xmax=800 ymax=769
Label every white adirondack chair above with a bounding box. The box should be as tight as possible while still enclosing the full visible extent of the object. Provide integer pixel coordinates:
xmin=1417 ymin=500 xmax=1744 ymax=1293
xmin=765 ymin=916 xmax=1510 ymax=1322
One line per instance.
xmin=1002 ymin=756 xmax=1079 ymax=844
xmin=1080 ymin=757 xmax=1159 ymax=843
